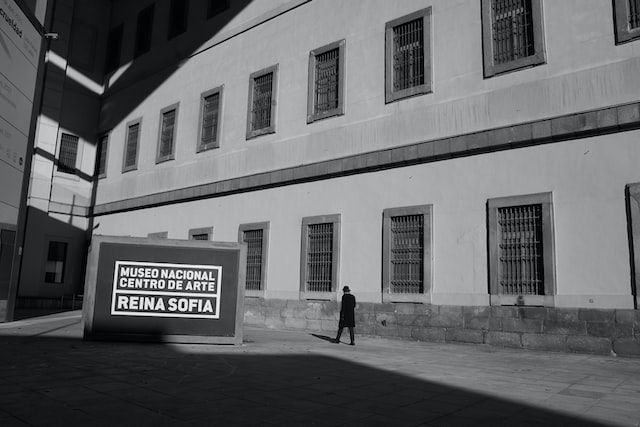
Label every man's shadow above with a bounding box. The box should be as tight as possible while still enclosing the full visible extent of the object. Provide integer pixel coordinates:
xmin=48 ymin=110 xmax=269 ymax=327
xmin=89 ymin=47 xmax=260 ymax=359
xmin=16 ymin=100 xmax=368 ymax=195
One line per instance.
xmin=310 ymin=333 xmax=336 ymax=343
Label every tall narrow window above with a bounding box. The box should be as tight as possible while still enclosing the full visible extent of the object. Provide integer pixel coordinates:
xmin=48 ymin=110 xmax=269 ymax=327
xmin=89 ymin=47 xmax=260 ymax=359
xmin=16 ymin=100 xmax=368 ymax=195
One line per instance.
xmin=207 ymin=0 xmax=229 ymax=19
xmin=134 ymin=4 xmax=154 ymax=58
xmin=307 ymin=40 xmax=345 ymax=123
xmin=614 ymin=0 xmax=640 ymax=43
xmin=300 ymin=215 xmax=340 ymax=299
xmin=198 ymin=87 xmax=222 ymax=151
xmin=58 ymin=133 xmax=78 ymax=173
xmin=123 ymin=119 xmax=141 ymax=172
xmin=385 ymin=8 xmax=432 ymax=103
xmin=168 ymin=0 xmax=189 ymax=39
xmin=97 ymin=134 xmax=108 ymax=178
xmin=239 ymin=222 xmax=269 ymax=296
xmin=481 ymin=0 xmax=545 ymax=77
xmin=157 ymin=105 xmax=178 ymax=163
xmin=488 ymin=193 xmax=555 ymax=306
xmin=382 ymin=205 xmax=432 ymax=303
xmin=105 ymin=24 xmax=123 ymax=73
xmin=45 ymin=241 xmax=67 ymax=284
xmin=246 ymin=65 xmax=278 ymax=139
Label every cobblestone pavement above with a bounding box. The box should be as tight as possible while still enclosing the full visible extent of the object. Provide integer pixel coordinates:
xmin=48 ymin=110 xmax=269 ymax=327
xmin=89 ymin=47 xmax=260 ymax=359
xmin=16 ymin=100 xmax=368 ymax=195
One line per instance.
xmin=0 ymin=311 xmax=639 ymax=426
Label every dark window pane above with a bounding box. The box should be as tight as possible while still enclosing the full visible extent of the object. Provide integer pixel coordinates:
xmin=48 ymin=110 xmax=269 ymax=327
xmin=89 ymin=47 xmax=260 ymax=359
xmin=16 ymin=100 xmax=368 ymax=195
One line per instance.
xmin=97 ymin=134 xmax=108 ymax=176
xmin=207 ymin=0 xmax=229 ymax=19
xmin=314 ymin=48 xmax=339 ymax=113
xmin=251 ymin=72 xmax=273 ymax=131
xmin=390 ymin=215 xmax=423 ymax=293
xmin=630 ymin=0 xmax=640 ymax=29
xmin=159 ymin=109 xmax=176 ymax=159
xmin=168 ymin=0 xmax=189 ymax=39
xmin=191 ymin=233 xmax=209 ymax=240
xmin=497 ymin=204 xmax=544 ymax=295
xmin=58 ymin=133 xmax=78 ymax=173
xmin=124 ymin=123 xmax=139 ymax=169
xmin=306 ymin=223 xmax=333 ymax=292
xmin=200 ymin=92 xmax=220 ymax=148
xmin=45 ymin=241 xmax=67 ymax=283
xmin=393 ymin=17 xmax=424 ymax=91
xmin=105 ymin=24 xmax=123 ymax=73
xmin=243 ymin=229 xmax=263 ymax=291
xmin=134 ymin=4 xmax=154 ymax=58
xmin=491 ymin=0 xmax=535 ymax=65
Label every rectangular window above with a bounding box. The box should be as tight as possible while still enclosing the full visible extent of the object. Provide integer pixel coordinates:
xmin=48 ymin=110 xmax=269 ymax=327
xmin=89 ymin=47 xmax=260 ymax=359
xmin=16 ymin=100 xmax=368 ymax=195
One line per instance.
xmin=58 ymin=133 xmax=78 ymax=173
xmin=488 ymin=193 xmax=555 ymax=306
xmin=246 ymin=65 xmax=278 ymax=139
xmin=123 ymin=119 xmax=141 ymax=172
xmin=300 ymin=215 xmax=340 ymax=300
xmin=189 ymin=227 xmax=212 ymax=241
xmin=198 ymin=87 xmax=222 ymax=152
xmin=168 ymin=0 xmax=189 ymax=39
xmin=134 ymin=4 xmax=154 ymax=58
xmin=156 ymin=105 xmax=178 ymax=163
xmin=482 ymin=0 xmax=545 ymax=77
xmin=207 ymin=0 xmax=229 ymax=19
xmin=147 ymin=231 xmax=168 ymax=239
xmin=614 ymin=0 xmax=640 ymax=43
xmin=385 ymin=8 xmax=432 ymax=103
xmin=307 ymin=40 xmax=345 ymax=123
xmin=239 ymin=222 xmax=269 ymax=296
xmin=382 ymin=205 xmax=432 ymax=303
xmin=105 ymin=24 xmax=123 ymax=73
xmin=97 ymin=134 xmax=108 ymax=178
xmin=45 ymin=241 xmax=67 ymax=284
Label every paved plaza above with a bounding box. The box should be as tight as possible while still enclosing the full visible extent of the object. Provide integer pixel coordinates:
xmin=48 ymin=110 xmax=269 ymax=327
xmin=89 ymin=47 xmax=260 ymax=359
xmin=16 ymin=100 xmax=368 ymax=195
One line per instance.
xmin=0 ymin=311 xmax=639 ymax=426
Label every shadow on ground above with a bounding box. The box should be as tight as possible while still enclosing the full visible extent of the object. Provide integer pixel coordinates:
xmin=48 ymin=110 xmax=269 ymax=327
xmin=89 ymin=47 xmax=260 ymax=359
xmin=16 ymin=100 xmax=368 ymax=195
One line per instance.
xmin=0 ymin=333 xmax=606 ymax=426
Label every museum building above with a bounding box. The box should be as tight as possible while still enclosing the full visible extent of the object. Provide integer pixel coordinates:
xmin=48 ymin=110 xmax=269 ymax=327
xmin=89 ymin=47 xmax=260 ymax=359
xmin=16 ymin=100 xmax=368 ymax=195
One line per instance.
xmin=6 ymin=0 xmax=640 ymax=354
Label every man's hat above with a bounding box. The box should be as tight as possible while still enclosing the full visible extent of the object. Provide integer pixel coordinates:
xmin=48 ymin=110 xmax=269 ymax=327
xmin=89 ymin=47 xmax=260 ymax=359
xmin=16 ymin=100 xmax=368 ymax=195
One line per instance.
xmin=343 ymin=286 xmax=350 ymax=292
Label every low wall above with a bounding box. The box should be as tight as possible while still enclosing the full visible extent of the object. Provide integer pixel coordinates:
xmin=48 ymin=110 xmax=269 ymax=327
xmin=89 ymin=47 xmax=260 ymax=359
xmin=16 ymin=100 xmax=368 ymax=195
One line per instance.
xmin=244 ymin=298 xmax=640 ymax=356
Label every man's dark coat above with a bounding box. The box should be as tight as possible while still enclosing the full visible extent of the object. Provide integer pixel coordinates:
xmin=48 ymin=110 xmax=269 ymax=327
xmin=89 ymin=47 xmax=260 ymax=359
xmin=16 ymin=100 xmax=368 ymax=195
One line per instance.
xmin=339 ymin=293 xmax=356 ymax=328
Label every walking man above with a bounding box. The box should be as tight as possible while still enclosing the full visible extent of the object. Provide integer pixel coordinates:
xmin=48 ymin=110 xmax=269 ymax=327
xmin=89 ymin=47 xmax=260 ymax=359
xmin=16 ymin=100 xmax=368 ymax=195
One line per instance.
xmin=335 ymin=285 xmax=356 ymax=345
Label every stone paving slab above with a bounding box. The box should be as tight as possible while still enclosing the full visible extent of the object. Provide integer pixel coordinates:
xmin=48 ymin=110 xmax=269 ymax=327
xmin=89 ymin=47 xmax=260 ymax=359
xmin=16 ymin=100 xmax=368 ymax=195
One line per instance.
xmin=0 ymin=311 xmax=639 ymax=426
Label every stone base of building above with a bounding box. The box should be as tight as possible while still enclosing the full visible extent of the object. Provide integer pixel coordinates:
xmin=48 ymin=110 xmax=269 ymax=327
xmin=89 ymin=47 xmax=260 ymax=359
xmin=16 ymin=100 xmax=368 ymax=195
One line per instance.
xmin=243 ymin=298 xmax=640 ymax=357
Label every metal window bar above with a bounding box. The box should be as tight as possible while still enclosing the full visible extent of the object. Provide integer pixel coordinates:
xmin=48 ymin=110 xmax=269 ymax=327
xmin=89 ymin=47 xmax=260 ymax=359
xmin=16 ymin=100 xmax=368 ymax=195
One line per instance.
xmin=498 ymin=204 xmax=544 ymax=295
xmin=390 ymin=215 xmax=423 ymax=293
xmin=306 ymin=223 xmax=333 ymax=292
xmin=191 ymin=233 xmax=209 ymax=241
xmin=314 ymin=48 xmax=339 ymax=113
xmin=159 ymin=109 xmax=175 ymax=159
xmin=243 ymin=229 xmax=264 ymax=291
xmin=630 ymin=0 xmax=640 ymax=29
xmin=98 ymin=135 xmax=108 ymax=175
xmin=58 ymin=134 xmax=78 ymax=173
xmin=125 ymin=123 xmax=139 ymax=168
xmin=251 ymin=72 xmax=273 ymax=131
xmin=201 ymin=93 xmax=219 ymax=147
xmin=393 ymin=17 xmax=424 ymax=91
xmin=491 ymin=0 xmax=535 ymax=64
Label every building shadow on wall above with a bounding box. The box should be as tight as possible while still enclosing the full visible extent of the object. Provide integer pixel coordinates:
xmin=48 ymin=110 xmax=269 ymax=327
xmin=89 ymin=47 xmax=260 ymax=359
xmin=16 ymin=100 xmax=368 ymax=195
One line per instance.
xmin=0 ymin=333 xmax=608 ymax=425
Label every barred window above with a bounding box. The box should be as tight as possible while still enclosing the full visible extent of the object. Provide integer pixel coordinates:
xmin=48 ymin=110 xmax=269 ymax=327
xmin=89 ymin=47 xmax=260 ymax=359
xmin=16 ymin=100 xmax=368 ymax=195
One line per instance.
xmin=97 ymin=134 xmax=108 ymax=178
xmin=123 ymin=120 xmax=140 ymax=172
xmin=300 ymin=215 xmax=340 ymax=298
xmin=497 ymin=205 xmax=543 ymax=295
xmin=134 ymin=4 xmax=154 ymax=58
xmin=199 ymin=88 xmax=222 ymax=151
xmin=189 ymin=227 xmax=212 ymax=241
xmin=488 ymin=193 xmax=555 ymax=306
xmin=247 ymin=65 xmax=278 ymax=138
xmin=382 ymin=206 xmax=432 ymax=302
xmin=307 ymin=40 xmax=345 ymax=123
xmin=614 ymin=0 xmax=640 ymax=43
xmin=58 ymin=133 xmax=78 ymax=173
xmin=243 ymin=229 xmax=264 ymax=291
xmin=191 ymin=233 xmax=208 ymax=241
xmin=157 ymin=106 xmax=177 ymax=163
xmin=385 ymin=8 xmax=431 ymax=103
xmin=168 ymin=0 xmax=189 ymax=39
xmin=482 ymin=0 xmax=545 ymax=77
xmin=45 ymin=241 xmax=67 ymax=284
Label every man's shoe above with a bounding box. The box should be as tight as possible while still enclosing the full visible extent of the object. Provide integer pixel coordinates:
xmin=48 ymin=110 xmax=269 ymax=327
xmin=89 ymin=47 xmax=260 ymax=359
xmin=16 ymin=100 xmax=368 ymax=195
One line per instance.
xmin=349 ymin=342 xmax=355 ymax=346
xmin=334 ymin=339 xmax=340 ymax=344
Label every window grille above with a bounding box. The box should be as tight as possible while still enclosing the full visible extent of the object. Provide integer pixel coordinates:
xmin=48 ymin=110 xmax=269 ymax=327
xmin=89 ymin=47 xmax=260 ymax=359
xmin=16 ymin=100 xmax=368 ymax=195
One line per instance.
xmin=191 ymin=233 xmax=209 ymax=241
xmin=58 ymin=133 xmax=78 ymax=173
xmin=124 ymin=123 xmax=139 ymax=169
xmin=314 ymin=48 xmax=339 ymax=113
xmin=392 ymin=18 xmax=424 ymax=91
xmin=630 ymin=0 xmax=640 ymax=29
xmin=306 ymin=223 xmax=333 ymax=292
xmin=134 ymin=4 xmax=154 ymax=58
xmin=498 ymin=204 xmax=544 ymax=295
xmin=251 ymin=72 xmax=273 ymax=131
xmin=390 ymin=215 xmax=423 ymax=293
xmin=45 ymin=241 xmax=67 ymax=283
xmin=201 ymin=92 xmax=220 ymax=148
xmin=97 ymin=134 xmax=108 ymax=176
xmin=491 ymin=0 xmax=535 ymax=65
xmin=243 ymin=229 xmax=264 ymax=291
xmin=158 ymin=109 xmax=176 ymax=160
